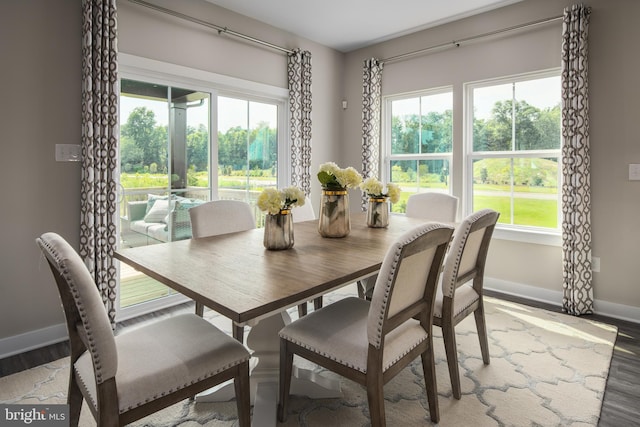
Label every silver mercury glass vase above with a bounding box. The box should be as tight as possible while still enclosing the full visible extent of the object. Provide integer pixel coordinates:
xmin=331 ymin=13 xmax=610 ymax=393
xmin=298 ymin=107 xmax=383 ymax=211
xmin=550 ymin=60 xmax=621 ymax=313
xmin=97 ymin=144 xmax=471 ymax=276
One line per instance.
xmin=366 ymin=197 xmax=389 ymax=228
xmin=318 ymin=188 xmax=350 ymax=238
xmin=263 ymin=209 xmax=294 ymax=250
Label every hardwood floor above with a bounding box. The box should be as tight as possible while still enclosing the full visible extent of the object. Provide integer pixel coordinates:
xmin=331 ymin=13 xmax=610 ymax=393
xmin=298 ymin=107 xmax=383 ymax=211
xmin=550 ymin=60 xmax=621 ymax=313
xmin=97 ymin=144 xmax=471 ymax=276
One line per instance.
xmin=1 ymin=293 xmax=638 ymax=426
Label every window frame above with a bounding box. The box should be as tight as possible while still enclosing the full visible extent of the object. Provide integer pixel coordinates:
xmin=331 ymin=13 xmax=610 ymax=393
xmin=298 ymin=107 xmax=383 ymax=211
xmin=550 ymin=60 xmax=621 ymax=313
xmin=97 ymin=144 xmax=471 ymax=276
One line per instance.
xmin=381 ymin=86 xmax=455 ymax=209
xmin=463 ymin=68 xmax=562 ymax=246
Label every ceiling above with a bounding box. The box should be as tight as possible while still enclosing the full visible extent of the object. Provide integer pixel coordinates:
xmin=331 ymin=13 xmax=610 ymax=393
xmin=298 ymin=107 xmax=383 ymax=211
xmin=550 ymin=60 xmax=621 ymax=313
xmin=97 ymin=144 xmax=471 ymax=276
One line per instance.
xmin=204 ymin=0 xmax=524 ymax=52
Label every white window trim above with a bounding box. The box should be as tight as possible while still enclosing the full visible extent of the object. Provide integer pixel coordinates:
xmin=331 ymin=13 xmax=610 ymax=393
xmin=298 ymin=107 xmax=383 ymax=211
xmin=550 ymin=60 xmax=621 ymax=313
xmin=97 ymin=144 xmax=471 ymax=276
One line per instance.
xmin=463 ymin=68 xmax=562 ymax=247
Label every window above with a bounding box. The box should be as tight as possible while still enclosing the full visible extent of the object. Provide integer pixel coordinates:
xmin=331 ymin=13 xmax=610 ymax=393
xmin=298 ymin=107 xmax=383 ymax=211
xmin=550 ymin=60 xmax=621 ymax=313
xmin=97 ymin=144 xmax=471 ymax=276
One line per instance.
xmin=383 ymin=89 xmax=453 ymax=213
xmin=465 ymin=71 xmax=561 ymax=234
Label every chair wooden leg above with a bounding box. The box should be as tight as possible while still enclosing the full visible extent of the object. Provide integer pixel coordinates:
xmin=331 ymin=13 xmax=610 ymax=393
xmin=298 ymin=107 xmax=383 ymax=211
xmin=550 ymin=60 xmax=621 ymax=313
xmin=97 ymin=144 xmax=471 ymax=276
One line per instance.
xmin=277 ymin=339 xmax=294 ymax=422
xmin=366 ymin=370 xmax=386 ymax=427
xmin=313 ymin=296 xmax=323 ymax=310
xmin=297 ymin=303 xmax=308 ymax=317
xmin=233 ymin=322 xmax=244 ymax=343
xmin=67 ymin=373 xmax=83 ymax=427
xmin=195 ymin=301 xmax=204 ymax=317
xmin=234 ymin=361 xmax=252 ymax=427
xmin=474 ymin=302 xmax=490 ymax=365
xmin=442 ymin=322 xmax=462 ymax=399
xmin=357 ymin=280 xmax=366 ymax=299
xmin=420 ymin=343 xmax=440 ymax=423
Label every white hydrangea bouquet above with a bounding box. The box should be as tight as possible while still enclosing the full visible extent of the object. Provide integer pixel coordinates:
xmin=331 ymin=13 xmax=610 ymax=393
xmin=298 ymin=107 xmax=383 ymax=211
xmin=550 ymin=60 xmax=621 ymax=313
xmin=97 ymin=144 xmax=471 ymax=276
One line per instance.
xmin=257 ymin=186 xmax=306 ymax=215
xmin=317 ymin=162 xmax=363 ymax=190
xmin=360 ymin=177 xmax=401 ymax=203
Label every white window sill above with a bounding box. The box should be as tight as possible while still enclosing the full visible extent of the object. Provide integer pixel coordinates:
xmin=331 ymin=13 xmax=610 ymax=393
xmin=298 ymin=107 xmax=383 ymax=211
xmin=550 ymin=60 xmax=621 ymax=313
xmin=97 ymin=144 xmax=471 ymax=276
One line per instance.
xmin=493 ymin=226 xmax=561 ymax=247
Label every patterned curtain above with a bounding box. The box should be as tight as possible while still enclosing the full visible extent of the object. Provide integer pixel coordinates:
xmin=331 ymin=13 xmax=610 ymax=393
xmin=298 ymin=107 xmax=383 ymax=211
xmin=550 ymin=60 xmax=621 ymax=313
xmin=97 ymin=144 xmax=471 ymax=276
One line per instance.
xmin=288 ymin=49 xmax=312 ymax=196
xmin=80 ymin=0 xmax=119 ymax=327
xmin=561 ymin=4 xmax=592 ymax=316
xmin=361 ymin=58 xmax=384 ymax=210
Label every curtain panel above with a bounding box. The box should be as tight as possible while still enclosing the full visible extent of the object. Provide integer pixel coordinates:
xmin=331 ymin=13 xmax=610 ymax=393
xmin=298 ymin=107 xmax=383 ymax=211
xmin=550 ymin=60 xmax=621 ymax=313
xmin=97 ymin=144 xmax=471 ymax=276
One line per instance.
xmin=361 ymin=58 xmax=384 ymax=210
xmin=561 ymin=4 xmax=592 ymax=316
xmin=288 ymin=49 xmax=313 ymax=196
xmin=80 ymin=0 xmax=119 ymax=326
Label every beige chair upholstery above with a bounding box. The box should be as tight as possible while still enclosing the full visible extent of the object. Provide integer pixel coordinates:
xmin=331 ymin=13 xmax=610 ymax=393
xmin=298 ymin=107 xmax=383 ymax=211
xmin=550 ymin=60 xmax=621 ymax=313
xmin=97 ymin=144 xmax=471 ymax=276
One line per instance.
xmin=278 ymin=223 xmax=454 ymax=426
xmin=358 ymin=192 xmax=459 ymax=300
xmin=405 ymin=192 xmax=459 ymax=222
xmin=36 ymin=232 xmax=251 ymax=427
xmin=189 ymin=199 xmax=255 ymax=339
xmin=291 ymin=201 xmax=322 ymax=317
xmin=189 ymin=199 xmax=256 ymax=238
xmin=433 ymin=209 xmax=499 ymax=399
xmin=291 ymin=200 xmax=316 ymax=223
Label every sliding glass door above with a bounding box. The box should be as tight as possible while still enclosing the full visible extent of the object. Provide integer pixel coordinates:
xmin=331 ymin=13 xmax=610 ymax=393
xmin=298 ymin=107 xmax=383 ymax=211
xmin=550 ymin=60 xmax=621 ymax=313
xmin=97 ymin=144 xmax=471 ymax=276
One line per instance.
xmin=116 ymin=66 xmax=287 ymax=320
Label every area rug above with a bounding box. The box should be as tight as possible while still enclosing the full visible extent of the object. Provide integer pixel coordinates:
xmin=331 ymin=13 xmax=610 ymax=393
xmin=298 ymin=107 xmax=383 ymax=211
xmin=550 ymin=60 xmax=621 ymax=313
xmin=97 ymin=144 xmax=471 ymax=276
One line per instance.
xmin=0 ymin=289 xmax=618 ymax=427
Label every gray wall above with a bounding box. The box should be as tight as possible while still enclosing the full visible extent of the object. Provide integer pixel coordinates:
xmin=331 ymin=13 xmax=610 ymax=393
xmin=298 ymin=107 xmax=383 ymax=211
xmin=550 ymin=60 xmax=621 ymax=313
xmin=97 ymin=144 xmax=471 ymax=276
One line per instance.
xmin=1 ymin=0 xmax=639 ymax=356
xmin=0 ymin=0 xmax=82 ymax=345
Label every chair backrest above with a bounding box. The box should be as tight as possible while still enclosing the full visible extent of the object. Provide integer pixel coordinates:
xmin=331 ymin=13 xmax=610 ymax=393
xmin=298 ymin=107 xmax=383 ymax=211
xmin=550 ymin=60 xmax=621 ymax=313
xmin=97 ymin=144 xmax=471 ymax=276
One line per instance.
xmin=441 ymin=209 xmax=500 ymax=299
xmin=36 ymin=233 xmax=117 ymax=383
xmin=405 ymin=192 xmax=459 ymax=222
xmin=367 ymin=223 xmax=454 ymax=348
xmin=291 ymin=200 xmax=315 ymax=223
xmin=189 ymin=200 xmax=256 ymax=238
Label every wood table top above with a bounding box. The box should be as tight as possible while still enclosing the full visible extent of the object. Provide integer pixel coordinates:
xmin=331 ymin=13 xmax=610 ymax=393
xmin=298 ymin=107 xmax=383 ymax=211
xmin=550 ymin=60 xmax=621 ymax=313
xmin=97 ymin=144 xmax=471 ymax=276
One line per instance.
xmin=115 ymin=213 xmax=435 ymax=324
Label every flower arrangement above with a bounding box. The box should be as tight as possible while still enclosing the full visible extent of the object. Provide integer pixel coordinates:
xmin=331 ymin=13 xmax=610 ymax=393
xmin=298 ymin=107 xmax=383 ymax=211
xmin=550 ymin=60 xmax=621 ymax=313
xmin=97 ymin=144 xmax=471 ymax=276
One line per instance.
xmin=317 ymin=162 xmax=363 ymax=189
xmin=257 ymin=186 xmax=306 ymax=215
xmin=360 ymin=177 xmax=401 ymax=204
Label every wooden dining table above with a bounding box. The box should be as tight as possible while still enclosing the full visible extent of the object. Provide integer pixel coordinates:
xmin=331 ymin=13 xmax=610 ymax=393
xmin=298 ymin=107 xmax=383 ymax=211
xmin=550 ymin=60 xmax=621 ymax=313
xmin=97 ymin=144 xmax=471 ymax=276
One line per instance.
xmin=114 ymin=212 xmax=435 ymax=427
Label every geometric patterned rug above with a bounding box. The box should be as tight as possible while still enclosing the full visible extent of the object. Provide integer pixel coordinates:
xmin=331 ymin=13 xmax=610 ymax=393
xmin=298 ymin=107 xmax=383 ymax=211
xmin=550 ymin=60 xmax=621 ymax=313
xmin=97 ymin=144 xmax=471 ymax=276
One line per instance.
xmin=0 ymin=287 xmax=618 ymax=426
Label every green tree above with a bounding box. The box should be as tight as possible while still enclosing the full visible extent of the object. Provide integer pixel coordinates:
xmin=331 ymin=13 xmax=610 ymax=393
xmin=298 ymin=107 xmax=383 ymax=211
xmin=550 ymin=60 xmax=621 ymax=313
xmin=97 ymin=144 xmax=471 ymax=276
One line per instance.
xmin=218 ymin=126 xmax=248 ymax=170
xmin=187 ymin=124 xmax=209 ymax=172
xmin=120 ymin=135 xmax=143 ymax=172
xmin=121 ymin=107 xmax=167 ymax=168
xmin=534 ymin=104 xmax=562 ymax=150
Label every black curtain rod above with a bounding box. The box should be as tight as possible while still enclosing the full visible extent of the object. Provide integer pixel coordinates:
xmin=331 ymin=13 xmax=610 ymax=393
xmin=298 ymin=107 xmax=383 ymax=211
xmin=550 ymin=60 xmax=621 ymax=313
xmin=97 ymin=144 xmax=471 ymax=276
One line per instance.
xmin=128 ymin=0 xmax=293 ymax=54
xmin=382 ymin=14 xmax=563 ymax=64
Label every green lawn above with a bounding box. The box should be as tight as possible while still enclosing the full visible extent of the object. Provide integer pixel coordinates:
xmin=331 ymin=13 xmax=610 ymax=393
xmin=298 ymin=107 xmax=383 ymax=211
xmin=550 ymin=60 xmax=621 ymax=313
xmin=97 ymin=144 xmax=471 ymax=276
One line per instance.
xmin=473 ymin=195 xmax=557 ymax=228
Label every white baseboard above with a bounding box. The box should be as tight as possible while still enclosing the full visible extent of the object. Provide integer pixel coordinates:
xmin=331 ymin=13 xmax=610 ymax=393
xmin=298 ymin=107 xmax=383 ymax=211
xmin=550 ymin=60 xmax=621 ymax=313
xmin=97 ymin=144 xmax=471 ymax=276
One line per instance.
xmin=0 ymin=323 xmax=68 ymax=360
xmin=485 ymin=277 xmax=640 ymax=324
xmin=2 ymin=279 xmax=639 ymax=360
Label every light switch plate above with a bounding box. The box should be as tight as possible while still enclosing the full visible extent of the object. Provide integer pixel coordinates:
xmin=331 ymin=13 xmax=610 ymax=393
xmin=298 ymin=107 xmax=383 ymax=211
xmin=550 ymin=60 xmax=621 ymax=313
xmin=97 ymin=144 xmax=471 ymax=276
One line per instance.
xmin=56 ymin=144 xmax=81 ymax=162
xmin=629 ymin=164 xmax=640 ymax=181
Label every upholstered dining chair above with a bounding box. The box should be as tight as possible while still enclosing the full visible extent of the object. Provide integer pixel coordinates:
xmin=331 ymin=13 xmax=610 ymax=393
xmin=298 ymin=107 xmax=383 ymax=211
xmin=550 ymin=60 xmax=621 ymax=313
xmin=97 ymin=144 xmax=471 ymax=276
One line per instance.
xmin=433 ymin=208 xmax=499 ymax=400
xmin=36 ymin=232 xmax=251 ymax=427
xmin=357 ymin=192 xmax=459 ymax=300
xmin=291 ymin=201 xmax=323 ymax=317
xmin=278 ymin=222 xmax=454 ymax=426
xmin=189 ymin=199 xmax=256 ymax=239
xmin=291 ymin=200 xmax=316 ymax=222
xmin=189 ymin=199 xmax=256 ymax=340
xmin=405 ymin=192 xmax=459 ymax=222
